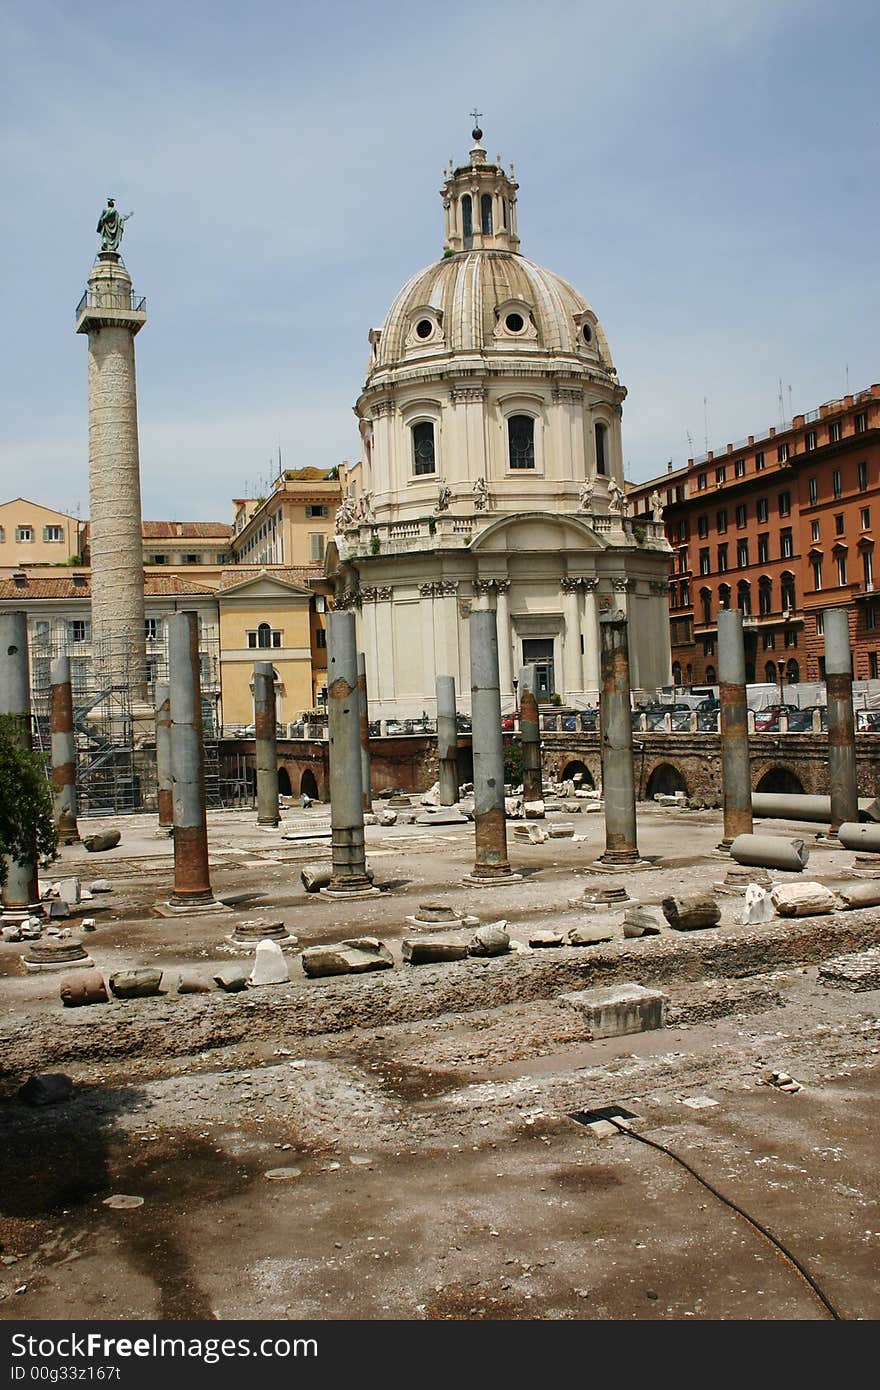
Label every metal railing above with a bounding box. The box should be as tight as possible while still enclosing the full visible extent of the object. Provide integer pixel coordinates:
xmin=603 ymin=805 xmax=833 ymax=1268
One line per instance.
xmin=75 ymin=288 xmax=147 ymax=319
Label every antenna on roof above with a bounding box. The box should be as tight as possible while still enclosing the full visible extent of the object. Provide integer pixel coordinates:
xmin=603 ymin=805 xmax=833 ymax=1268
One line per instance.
xmin=788 ymin=384 xmax=793 ymax=420
xmin=703 ymin=397 xmax=709 ymax=452
xmin=846 ymin=362 xmax=850 ymax=393
xmin=686 ymin=430 xmax=694 ymax=455
xmin=778 ymin=378 xmax=785 ymax=426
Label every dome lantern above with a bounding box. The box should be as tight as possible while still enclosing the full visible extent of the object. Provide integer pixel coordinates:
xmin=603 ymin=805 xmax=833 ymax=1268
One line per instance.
xmin=441 ymin=118 xmax=520 ymax=255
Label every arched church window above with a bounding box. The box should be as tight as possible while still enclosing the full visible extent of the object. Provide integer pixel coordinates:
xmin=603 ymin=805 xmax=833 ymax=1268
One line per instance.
xmin=502 ymin=198 xmax=508 ymax=228
xmin=481 ymin=193 xmax=493 ymax=235
xmin=594 ymin=422 xmax=608 ymax=475
xmin=508 ymin=415 xmax=535 ymax=470
xmin=412 ymin=421 xmax=436 ymax=476
xmin=462 ymin=195 xmax=473 ymax=246
xmin=257 ymin=622 xmax=272 ymax=649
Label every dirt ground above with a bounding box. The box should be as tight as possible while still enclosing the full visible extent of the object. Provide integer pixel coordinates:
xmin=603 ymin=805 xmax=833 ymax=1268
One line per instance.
xmin=1 ymin=800 xmax=878 ymax=1322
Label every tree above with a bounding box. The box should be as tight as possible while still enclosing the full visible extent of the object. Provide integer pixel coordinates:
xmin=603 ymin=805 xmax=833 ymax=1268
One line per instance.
xmin=0 ymin=715 xmax=57 ymax=887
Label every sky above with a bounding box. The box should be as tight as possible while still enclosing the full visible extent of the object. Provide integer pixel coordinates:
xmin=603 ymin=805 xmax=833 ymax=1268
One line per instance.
xmin=1 ymin=0 xmax=877 ymax=521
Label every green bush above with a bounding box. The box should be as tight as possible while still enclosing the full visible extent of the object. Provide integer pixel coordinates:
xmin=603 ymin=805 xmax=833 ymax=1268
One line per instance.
xmin=504 ymin=739 xmax=524 ymax=786
xmin=370 ymin=533 xmax=381 ymax=555
xmin=0 ymin=715 xmax=57 ymax=887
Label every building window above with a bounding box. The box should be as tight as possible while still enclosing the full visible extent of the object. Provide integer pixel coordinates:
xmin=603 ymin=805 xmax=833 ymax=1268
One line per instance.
xmin=306 ymin=505 xmax=328 ymax=518
xmin=737 ymin=580 xmax=751 ymax=615
xmin=867 ymin=604 xmax=877 ymax=630
xmin=806 ymin=430 xmax=817 ymax=451
xmin=480 ymin=193 xmax=493 ymax=235
xmin=808 ymin=477 xmax=818 ymax=505
xmin=15 ymin=526 xmax=33 ymax=542
xmin=717 ymin=543 xmax=728 ymax=573
xmin=32 ymin=620 xmax=51 ymax=645
xmin=830 ymin=422 xmax=841 ymax=443
xmin=715 ymin=466 xmax=726 ymax=484
xmin=700 ymin=589 xmax=712 ymax=624
xmin=861 ymin=507 xmax=871 ymax=530
xmin=784 ymin=630 xmax=798 ymax=649
xmin=871 ymin=652 xmax=879 ymax=680
xmin=858 ymin=461 xmax=868 ymax=491
xmin=509 ymin=415 xmax=536 ymax=470
xmin=781 ymin=572 xmax=796 ymax=611
xmin=780 ymin=528 xmax=793 ymax=559
xmin=757 ymin=497 xmax=768 ymax=523
xmin=68 ymin=619 xmax=90 ymax=644
xmin=0 ymin=526 xmax=4 ymax=542
xmin=755 ymin=451 xmax=765 ymax=470
xmin=309 ymin=533 xmax=326 ymax=563
xmin=412 ymin=421 xmax=436 ymax=475
xmin=737 ymin=539 xmax=749 ymax=568
xmin=145 ymin=618 xmax=162 ymax=641
xmin=813 ymin=559 xmax=823 ymax=590
xmin=863 ymin=550 xmax=874 ymax=589
xmin=699 ymin=548 xmax=710 ymax=576
xmin=696 ymin=472 xmax=707 ymax=491
xmin=705 ymin=664 xmax=716 ymax=682
xmin=764 ymin=661 xmax=777 ymax=681
xmin=669 ymin=582 xmax=678 ymax=609
xmin=735 ymin=503 xmax=747 ymax=528
xmin=811 ymin=520 xmax=820 ymax=542
xmin=315 ymin=629 xmax=327 ymax=649
xmin=778 ymin=443 xmax=790 ymax=463
xmin=762 ymin=631 xmax=776 ymax=650
xmin=718 ymin=584 xmax=731 ymax=611
xmin=594 ymin=422 xmax=608 ymax=475
xmin=778 ymin=491 xmax=791 ymax=516
xmin=734 ymin=459 xmax=745 ymax=477
xmin=837 ymin=552 xmax=848 ymax=586
xmin=703 ymin=637 xmax=715 ymax=656
xmin=757 ymin=534 xmax=769 ymax=564
xmin=697 ymin=514 xmax=708 ymax=538
xmin=185 ymin=553 xmax=199 ymax=564
xmin=680 ymin=580 xmax=690 ymax=607
xmin=247 ymin=624 xmax=282 ymax=649
xmin=43 ymin=526 xmax=64 ymax=542
xmin=833 ymin=469 xmax=842 ymax=499
xmin=677 ymin=548 xmax=687 ymax=573
xmin=816 ymin=613 xmax=824 ymax=636
xmin=461 ymin=194 xmax=473 ymax=244
xmin=833 ymin=513 xmax=844 ymax=536
xmin=153 ymin=553 xmax=168 ymax=565
xmin=856 ymin=412 xmax=868 ymax=434
xmin=759 ymin=579 xmax=772 ymax=615
xmin=716 ymin=508 xmax=727 ymax=533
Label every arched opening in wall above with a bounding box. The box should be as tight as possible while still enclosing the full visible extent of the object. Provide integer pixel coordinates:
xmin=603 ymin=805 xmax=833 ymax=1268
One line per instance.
xmin=765 ymin=660 xmax=778 ymax=682
xmin=700 ymin=587 xmax=712 ymax=625
xmin=786 ymin=659 xmax=800 ymax=684
xmin=412 ymin=421 xmax=436 ymax=475
xmin=686 ymin=663 xmax=693 ymax=683
xmin=705 ymin=664 xmax=716 ymax=683
xmin=461 ymin=194 xmax=473 ymax=248
xmin=718 ymin=583 xmax=731 ymax=611
xmin=277 ymin=767 xmax=292 ymax=796
xmin=480 ymin=193 xmax=493 ymax=234
xmin=672 ymin=661 xmax=682 ymax=685
xmin=561 ymin=760 xmax=594 ymax=788
xmin=257 ymin=622 xmax=272 ymax=648
xmin=300 ymin=768 xmax=319 ymax=800
xmin=756 ymin=767 xmax=805 ymax=794
xmin=646 ymin=763 xmax=689 ymax=798
xmin=594 ymin=422 xmax=608 ymax=475
xmin=507 ymin=415 xmax=535 ymax=469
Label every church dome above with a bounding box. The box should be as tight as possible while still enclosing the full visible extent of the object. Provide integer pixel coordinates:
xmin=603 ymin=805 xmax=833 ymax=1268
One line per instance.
xmin=368 ymin=249 xmax=615 ymax=375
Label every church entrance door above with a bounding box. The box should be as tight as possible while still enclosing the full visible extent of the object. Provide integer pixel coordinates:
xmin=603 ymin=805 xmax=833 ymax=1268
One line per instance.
xmin=522 ymin=638 xmax=555 ymax=701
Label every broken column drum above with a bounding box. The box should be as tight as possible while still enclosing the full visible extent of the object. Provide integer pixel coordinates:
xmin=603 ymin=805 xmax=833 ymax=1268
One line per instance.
xmin=824 ymin=607 xmax=857 ymax=833
xmin=253 ymin=661 xmax=279 ymax=826
xmin=327 ymin=612 xmax=371 ymax=891
xmin=168 ymin=611 xmax=214 ymax=905
xmin=50 ymin=654 xmax=79 ymax=845
xmin=598 ymin=611 xmax=640 ymax=865
xmin=357 ymin=652 xmax=372 ymax=811
xmin=519 ymin=663 xmax=543 ymax=803
xmin=0 ymin=611 xmax=39 ymax=908
xmin=469 ymin=605 xmax=514 ymax=878
xmin=718 ymin=608 xmax=753 ymax=847
xmin=436 ymin=675 xmax=459 ymax=806
xmin=154 ymin=682 xmax=173 ymax=829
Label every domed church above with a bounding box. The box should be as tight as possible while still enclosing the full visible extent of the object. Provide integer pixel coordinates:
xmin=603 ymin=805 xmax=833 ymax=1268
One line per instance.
xmin=330 ymin=123 xmax=671 ymax=715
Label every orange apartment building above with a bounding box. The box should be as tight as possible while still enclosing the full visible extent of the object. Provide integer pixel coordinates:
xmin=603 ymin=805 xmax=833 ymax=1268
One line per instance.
xmin=629 ymin=383 xmax=880 ymax=687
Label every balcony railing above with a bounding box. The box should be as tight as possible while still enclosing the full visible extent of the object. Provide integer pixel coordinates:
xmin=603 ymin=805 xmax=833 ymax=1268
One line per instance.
xmin=75 ymin=288 xmax=147 ymax=320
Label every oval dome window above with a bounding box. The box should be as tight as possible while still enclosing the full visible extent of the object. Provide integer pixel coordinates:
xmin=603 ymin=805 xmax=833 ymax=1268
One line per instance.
xmin=415 ymin=319 xmax=434 ymax=340
xmin=505 ymin=312 xmax=525 ymax=333
xmin=582 ymin=323 xmax=593 ymax=344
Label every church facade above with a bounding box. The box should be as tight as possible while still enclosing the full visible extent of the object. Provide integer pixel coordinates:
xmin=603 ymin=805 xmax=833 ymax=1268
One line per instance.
xmin=330 ymin=125 xmax=671 ymax=715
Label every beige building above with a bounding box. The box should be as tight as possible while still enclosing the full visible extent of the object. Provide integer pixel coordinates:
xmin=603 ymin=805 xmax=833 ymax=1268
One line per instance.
xmin=0 ymin=499 xmax=83 ymax=573
xmin=334 ymin=124 xmax=671 ymax=715
xmin=231 ymin=468 xmax=342 ymax=568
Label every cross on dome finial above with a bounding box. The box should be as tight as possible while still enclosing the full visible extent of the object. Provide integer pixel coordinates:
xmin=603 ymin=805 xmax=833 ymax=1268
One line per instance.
xmin=469 ymin=108 xmax=483 ymax=140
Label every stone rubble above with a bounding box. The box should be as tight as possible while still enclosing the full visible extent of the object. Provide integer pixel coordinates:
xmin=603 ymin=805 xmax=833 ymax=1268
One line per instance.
xmin=661 ymin=893 xmax=721 ymax=931
xmin=770 ymin=882 xmax=837 ymax=918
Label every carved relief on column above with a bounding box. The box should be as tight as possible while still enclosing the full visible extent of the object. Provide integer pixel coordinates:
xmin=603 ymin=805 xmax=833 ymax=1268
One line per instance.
xmin=582 ymin=577 xmax=599 ymax=592
xmin=611 ymin=576 xmax=635 ymax=592
xmin=560 ymin=576 xmax=581 ymax=595
xmin=472 ymin=578 xmax=496 ymax=595
xmin=494 ymin=578 xmax=510 ymax=594
xmin=360 ymin=586 xmax=378 ymax=603
xmin=419 ymin=582 xmax=436 ymax=598
xmin=377 ymin=585 xmax=394 ymax=601
xmin=436 ymin=579 xmax=460 ymax=597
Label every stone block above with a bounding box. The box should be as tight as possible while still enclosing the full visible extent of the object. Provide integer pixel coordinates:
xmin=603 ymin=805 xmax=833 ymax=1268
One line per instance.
xmin=548 ymin=823 xmax=575 ymax=838
xmin=402 ymin=937 xmax=469 ymax=964
xmin=505 ymin=797 xmax=524 ymax=818
xmin=59 ymin=971 xmax=108 ymax=1007
xmin=661 ymin=892 xmax=721 ymax=931
xmin=561 ymin=801 xmax=583 ymax=814
xmin=18 ymin=1074 xmax=74 ymax=1106
xmin=529 ymin=930 xmax=566 ymax=948
xmin=623 ymin=907 xmax=662 ymax=938
xmin=83 ymin=830 xmax=121 ymax=853
xmin=524 ymin=800 xmax=545 ymax=820
xmin=770 ymin=882 xmax=836 ymax=918
xmin=468 ymin=923 xmax=510 ymax=957
xmin=250 ymin=939 xmax=291 ymax=986
xmin=109 ymin=969 xmax=164 ymax=999
xmin=567 ymin=922 xmax=615 ymax=946
xmin=415 ymin=808 xmax=468 ymax=825
xmin=177 ymin=973 xmax=214 ymax=994
xmin=88 ymin=880 xmax=112 ymax=893
xmin=513 ymin=823 xmax=548 ymax=844
xmin=741 ymin=884 xmax=774 ymax=925
xmin=561 ymin=983 xmax=668 ymax=1038
xmin=57 ymin=878 xmax=80 ymax=905
xmin=213 ymin=969 xmax=249 ymax=992
xmin=300 ymin=937 xmax=394 ymax=978
xmin=836 ymin=883 xmax=880 ymax=910
xmin=47 ymin=900 xmax=70 ymax=920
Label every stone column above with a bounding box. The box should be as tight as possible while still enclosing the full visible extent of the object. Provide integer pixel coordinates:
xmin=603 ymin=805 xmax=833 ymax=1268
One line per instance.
xmin=357 ymin=651 xmax=372 ymax=811
xmin=581 ymin=580 xmax=600 ymax=696
xmin=326 ymin=612 xmax=373 ymax=894
xmin=824 ymin=607 xmax=857 ymax=833
xmin=50 ymin=654 xmax=79 ymax=845
xmin=495 ymin=580 xmax=513 ymax=697
xmin=519 ymin=664 xmax=543 ymax=803
xmin=154 ymin=682 xmax=173 ymax=828
xmin=75 ymin=253 xmax=148 ymax=697
xmin=466 ymin=606 xmax=517 ymax=881
xmin=168 ymin=611 xmax=214 ymax=905
xmin=254 ymin=661 xmax=279 ymax=826
xmin=717 ymin=608 xmax=753 ymax=848
xmin=598 ymin=611 xmax=640 ymax=865
xmin=436 ymin=675 xmax=459 ymax=805
xmin=0 ymin=612 xmax=39 ymax=909
xmin=562 ymin=578 xmax=582 ymax=700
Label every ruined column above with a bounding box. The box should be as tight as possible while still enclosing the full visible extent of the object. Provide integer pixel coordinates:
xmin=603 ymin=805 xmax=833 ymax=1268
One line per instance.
xmin=50 ymin=654 xmax=79 ymax=845
xmin=519 ymin=664 xmax=543 ymax=803
xmin=357 ymin=652 xmax=372 ymax=812
xmin=598 ymin=610 xmax=640 ymax=865
xmin=717 ymin=608 xmax=753 ymax=848
xmin=824 ymin=607 xmax=857 ymax=833
xmin=154 ymin=681 xmax=173 ymax=829
xmin=0 ymin=612 xmax=39 ymax=909
xmin=326 ymin=612 xmax=373 ymax=894
xmin=167 ymin=611 xmax=214 ymax=906
xmin=436 ymin=675 xmax=459 ymax=806
xmin=254 ymin=661 xmax=279 ymax=827
xmin=467 ymin=606 xmax=518 ymax=881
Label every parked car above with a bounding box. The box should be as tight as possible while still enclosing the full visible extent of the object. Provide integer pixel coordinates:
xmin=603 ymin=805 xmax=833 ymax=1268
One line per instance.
xmin=501 ymin=713 xmax=516 ymax=731
xmin=753 ymin=705 xmax=783 ymax=731
xmin=579 ymin=710 xmax=598 ymax=731
xmin=785 ymin=706 xmax=817 ymax=732
xmin=857 ymin=710 xmax=880 ymax=733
